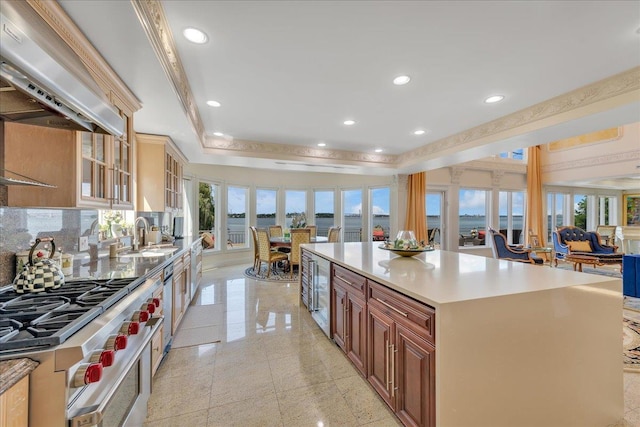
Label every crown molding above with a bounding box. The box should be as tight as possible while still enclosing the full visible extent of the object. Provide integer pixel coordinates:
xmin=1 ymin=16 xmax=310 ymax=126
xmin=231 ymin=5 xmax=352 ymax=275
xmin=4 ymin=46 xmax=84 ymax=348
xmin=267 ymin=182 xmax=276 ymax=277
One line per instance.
xmin=203 ymin=137 xmax=398 ymax=166
xmin=396 ymin=67 xmax=640 ymax=168
xmin=131 ymin=0 xmax=206 ymax=147
xmin=542 ymin=149 xmax=640 ymax=173
xmin=27 ymin=0 xmax=141 ymax=113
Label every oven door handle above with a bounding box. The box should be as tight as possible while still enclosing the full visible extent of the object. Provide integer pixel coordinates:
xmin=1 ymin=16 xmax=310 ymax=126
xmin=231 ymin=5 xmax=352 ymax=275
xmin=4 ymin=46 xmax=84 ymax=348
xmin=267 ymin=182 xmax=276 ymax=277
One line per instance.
xmin=69 ymin=316 xmax=163 ymax=427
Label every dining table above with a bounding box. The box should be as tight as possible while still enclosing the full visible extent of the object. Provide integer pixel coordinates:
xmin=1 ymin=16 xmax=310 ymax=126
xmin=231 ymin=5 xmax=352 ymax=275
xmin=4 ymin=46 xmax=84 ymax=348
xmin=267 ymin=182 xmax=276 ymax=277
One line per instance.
xmin=270 ymin=236 xmax=328 ymax=248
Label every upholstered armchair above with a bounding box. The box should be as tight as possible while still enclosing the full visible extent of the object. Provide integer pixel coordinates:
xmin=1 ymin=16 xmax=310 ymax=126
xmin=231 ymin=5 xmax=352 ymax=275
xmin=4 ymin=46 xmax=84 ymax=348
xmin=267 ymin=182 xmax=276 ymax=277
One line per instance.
xmin=552 ymin=226 xmax=620 ymax=266
xmin=489 ymin=229 xmax=543 ymax=265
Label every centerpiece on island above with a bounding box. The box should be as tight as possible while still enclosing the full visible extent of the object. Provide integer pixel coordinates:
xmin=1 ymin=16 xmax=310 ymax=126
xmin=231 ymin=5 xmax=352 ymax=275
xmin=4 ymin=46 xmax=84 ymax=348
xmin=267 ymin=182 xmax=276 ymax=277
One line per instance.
xmin=379 ymin=230 xmax=434 ymax=257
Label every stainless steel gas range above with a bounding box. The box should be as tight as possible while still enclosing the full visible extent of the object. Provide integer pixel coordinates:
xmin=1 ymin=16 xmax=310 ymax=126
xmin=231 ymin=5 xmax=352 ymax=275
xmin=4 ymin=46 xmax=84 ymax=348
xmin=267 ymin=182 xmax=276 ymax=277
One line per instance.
xmin=0 ymin=274 xmax=164 ymax=427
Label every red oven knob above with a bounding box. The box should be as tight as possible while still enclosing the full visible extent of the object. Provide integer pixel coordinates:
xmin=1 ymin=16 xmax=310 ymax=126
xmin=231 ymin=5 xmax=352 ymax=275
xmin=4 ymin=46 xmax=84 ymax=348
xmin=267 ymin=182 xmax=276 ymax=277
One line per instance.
xmin=106 ymin=334 xmax=128 ymax=351
xmin=144 ymin=302 xmax=156 ymax=314
xmin=132 ymin=310 xmax=150 ymax=322
xmin=89 ymin=350 xmax=115 ymax=367
xmin=73 ymin=363 xmax=103 ymax=387
xmin=120 ymin=321 xmax=140 ymax=335
xmin=152 ymin=297 xmax=161 ymax=307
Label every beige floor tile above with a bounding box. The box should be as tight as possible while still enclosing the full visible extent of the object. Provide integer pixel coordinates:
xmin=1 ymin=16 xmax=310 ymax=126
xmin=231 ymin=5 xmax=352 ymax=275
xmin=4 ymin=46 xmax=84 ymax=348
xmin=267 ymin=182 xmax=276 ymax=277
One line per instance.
xmin=180 ymin=304 xmax=225 ymax=328
xmin=334 ymin=375 xmax=396 ymax=424
xmin=209 ymin=374 xmax=276 ymax=407
xmin=269 ymin=353 xmax=333 ymax=393
xmin=207 ymin=393 xmax=283 ymax=427
xmin=156 ymin=342 xmax=217 ymax=379
xmin=277 ymin=381 xmax=360 ymax=426
xmin=171 ymin=324 xmax=222 ymax=348
xmin=143 ymin=409 xmax=209 ymax=427
xmin=146 ymin=372 xmax=213 ymax=420
xmin=624 ymin=372 xmax=640 ymax=412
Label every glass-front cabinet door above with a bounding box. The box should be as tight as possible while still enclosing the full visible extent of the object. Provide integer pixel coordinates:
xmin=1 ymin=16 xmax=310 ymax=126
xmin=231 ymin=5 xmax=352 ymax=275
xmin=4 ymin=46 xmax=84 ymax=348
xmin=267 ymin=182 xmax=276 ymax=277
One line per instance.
xmin=112 ymin=110 xmax=132 ymax=208
xmin=81 ymin=132 xmax=109 ymax=203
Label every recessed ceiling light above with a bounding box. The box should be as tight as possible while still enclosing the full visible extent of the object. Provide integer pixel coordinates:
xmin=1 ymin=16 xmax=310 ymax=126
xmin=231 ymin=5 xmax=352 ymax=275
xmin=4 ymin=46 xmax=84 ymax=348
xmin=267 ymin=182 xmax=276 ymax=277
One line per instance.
xmin=183 ymin=27 xmax=208 ymax=44
xmin=343 ymin=120 xmax=355 ymax=126
xmin=213 ymin=132 xmax=224 ymax=137
xmin=207 ymin=100 xmax=221 ymax=107
xmin=393 ymin=75 xmax=411 ymax=85
xmin=484 ymin=95 xmax=505 ymax=104
xmin=414 ymin=129 xmax=426 ymax=135
xmin=374 ymin=148 xmax=383 ymax=153
xmin=317 ymin=142 xmax=326 ymax=147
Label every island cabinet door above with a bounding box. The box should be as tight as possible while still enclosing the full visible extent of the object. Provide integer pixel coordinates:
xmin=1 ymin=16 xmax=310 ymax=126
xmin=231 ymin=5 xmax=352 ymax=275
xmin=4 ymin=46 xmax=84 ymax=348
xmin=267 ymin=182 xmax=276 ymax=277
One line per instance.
xmin=331 ymin=282 xmax=347 ymax=350
xmin=367 ymin=303 xmax=395 ymax=409
xmin=395 ymin=323 xmax=436 ymax=427
xmin=346 ymin=292 xmax=367 ymax=376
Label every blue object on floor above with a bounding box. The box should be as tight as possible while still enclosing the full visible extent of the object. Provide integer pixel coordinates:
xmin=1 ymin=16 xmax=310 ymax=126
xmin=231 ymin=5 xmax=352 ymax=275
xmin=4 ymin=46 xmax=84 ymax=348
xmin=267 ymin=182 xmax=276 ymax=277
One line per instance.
xmin=623 ymin=254 xmax=640 ymax=297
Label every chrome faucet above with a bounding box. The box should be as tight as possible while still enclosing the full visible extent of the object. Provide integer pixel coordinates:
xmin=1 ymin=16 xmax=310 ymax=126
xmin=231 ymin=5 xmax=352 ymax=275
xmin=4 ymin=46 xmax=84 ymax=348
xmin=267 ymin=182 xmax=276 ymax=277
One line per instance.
xmin=133 ymin=217 xmax=150 ymax=251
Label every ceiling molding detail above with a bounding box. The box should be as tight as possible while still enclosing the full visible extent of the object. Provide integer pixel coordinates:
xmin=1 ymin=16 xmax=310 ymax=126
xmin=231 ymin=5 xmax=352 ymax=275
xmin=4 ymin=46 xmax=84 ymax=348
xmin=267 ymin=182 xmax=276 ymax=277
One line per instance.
xmin=450 ymin=167 xmax=465 ymax=184
xmin=396 ymin=67 xmax=640 ymax=167
xmin=492 ymin=170 xmax=505 ymax=187
xmin=541 ymin=149 xmax=640 ymax=173
xmin=131 ymin=0 xmax=206 ymax=147
xmin=203 ymin=137 xmax=398 ymax=165
xmin=26 ymin=0 xmax=141 ymax=113
xmin=463 ymin=159 xmax=527 ymax=174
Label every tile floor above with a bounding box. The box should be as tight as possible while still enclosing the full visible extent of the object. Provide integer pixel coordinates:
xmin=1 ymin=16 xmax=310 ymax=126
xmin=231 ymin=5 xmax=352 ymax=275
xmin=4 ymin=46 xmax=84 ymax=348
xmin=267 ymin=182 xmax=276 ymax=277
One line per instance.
xmin=144 ymin=265 xmax=640 ymax=427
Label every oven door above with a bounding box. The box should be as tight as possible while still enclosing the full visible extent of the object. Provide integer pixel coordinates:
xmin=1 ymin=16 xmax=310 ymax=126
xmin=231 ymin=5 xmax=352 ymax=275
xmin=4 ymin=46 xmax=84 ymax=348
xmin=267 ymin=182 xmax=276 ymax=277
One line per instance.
xmin=68 ymin=317 xmax=162 ymax=427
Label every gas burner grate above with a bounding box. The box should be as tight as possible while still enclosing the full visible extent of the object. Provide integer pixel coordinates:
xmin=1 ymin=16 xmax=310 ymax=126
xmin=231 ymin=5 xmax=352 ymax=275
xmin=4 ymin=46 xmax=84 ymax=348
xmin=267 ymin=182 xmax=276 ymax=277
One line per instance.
xmin=0 ymin=319 xmax=22 ymax=343
xmin=0 ymin=295 xmax=71 ymax=323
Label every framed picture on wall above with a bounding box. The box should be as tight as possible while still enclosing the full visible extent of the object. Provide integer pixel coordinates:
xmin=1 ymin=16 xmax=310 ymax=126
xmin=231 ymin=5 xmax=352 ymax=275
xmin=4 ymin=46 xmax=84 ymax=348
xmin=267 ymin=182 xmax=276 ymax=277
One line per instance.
xmin=623 ymin=194 xmax=640 ymax=226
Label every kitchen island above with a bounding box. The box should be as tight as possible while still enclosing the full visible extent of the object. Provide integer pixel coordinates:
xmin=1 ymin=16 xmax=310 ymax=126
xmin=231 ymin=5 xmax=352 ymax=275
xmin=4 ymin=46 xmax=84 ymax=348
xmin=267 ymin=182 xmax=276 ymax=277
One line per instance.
xmin=301 ymin=242 xmax=623 ymax=427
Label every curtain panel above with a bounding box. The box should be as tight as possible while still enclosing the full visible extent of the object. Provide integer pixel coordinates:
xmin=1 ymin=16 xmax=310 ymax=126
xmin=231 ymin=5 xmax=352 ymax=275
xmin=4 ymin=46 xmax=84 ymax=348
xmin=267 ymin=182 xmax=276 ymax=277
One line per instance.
xmin=405 ymin=172 xmax=428 ymax=243
xmin=525 ymin=145 xmax=545 ymax=247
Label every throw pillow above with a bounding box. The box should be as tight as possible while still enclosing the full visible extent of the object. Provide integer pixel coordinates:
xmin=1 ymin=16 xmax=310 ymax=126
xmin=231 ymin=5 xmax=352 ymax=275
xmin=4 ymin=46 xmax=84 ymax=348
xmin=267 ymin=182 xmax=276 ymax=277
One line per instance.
xmin=568 ymin=240 xmax=592 ymax=252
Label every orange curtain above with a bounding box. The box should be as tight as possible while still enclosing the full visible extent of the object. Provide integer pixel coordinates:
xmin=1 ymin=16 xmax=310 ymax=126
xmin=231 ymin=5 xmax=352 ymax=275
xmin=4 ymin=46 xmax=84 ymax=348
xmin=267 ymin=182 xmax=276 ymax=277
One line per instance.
xmin=525 ymin=145 xmax=545 ymax=246
xmin=405 ymin=172 xmax=428 ymax=243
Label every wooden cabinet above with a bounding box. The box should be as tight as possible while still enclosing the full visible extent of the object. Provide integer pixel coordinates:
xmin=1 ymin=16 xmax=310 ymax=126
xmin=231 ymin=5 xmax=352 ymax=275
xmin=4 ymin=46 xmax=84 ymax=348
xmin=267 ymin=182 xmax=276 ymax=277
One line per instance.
xmin=193 ymin=240 xmax=202 ymax=291
xmin=4 ymin=120 xmax=134 ymax=208
xmin=0 ymin=375 xmax=29 ymax=427
xmin=136 ymin=133 xmax=186 ymax=212
xmin=331 ymin=264 xmax=367 ymax=376
xmin=151 ymin=280 xmax=164 ymax=377
xmin=172 ymin=257 xmax=185 ymax=335
xmin=368 ymin=280 xmax=435 ymax=427
xmin=183 ymin=253 xmax=192 ymax=306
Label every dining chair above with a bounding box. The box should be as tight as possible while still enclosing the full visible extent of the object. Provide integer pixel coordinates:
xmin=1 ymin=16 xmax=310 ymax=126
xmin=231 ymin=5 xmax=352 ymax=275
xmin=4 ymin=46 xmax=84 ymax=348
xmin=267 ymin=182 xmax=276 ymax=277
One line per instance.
xmin=328 ymin=226 xmax=341 ymax=243
xmin=249 ymin=226 xmax=260 ymax=272
xmin=268 ymin=225 xmax=283 ymax=237
xmin=307 ymin=225 xmax=317 ymax=238
xmin=289 ymin=228 xmax=311 ymax=278
xmin=256 ymin=228 xmax=289 ymax=277
xmin=489 ymin=228 xmax=543 ymax=265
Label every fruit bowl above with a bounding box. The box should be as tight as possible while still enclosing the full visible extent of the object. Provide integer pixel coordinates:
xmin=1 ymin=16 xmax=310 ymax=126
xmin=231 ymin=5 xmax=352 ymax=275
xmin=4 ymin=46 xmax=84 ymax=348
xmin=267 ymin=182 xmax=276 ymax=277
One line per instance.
xmin=378 ymin=245 xmax=434 ymax=257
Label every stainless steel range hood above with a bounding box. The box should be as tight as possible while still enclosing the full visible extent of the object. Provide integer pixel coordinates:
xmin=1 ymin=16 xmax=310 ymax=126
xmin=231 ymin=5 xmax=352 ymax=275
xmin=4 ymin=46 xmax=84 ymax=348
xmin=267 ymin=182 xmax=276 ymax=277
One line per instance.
xmin=0 ymin=1 xmax=124 ymax=136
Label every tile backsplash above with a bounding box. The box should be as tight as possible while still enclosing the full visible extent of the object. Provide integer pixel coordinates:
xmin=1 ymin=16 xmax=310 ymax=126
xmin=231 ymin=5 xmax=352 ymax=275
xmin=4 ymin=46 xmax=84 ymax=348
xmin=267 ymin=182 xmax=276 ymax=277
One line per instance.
xmin=0 ymin=207 xmax=172 ymax=285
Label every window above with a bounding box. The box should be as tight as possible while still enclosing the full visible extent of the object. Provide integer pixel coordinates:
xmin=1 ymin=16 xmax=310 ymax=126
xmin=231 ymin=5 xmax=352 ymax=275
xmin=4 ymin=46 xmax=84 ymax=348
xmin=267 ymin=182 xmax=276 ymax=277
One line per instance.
xmin=227 ymin=186 xmax=248 ymax=248
xmin=597 ymin=196 xmax=617 ymax=225
xmin=547 ymin=192 xmax=569 ymax=241
xmin=459 ymin=188 xmax=487 ymax=246
xmin=370 ymin=187 xmax=390 ymax=241
xmin=314 ymin=190 xmax=334 ymax=237
xmin=498 ymin=148 xmax=525 ymax=160
xmin=573 ymin=194 xmax=586 ymax=230
xmin=342 ymin=189 xmax=362 ymax=242
xmin=499 ymin=191 xmax=525 ymax=245
xmin=285 ymin=190 xmax=306 ymax=229
xmin=256 ymin=188 xmax=277 ymax=229
xmin=426 ymin=192 xmax=443 ymax=247
xmin=199 ymin=182 xmax=219 ymax=249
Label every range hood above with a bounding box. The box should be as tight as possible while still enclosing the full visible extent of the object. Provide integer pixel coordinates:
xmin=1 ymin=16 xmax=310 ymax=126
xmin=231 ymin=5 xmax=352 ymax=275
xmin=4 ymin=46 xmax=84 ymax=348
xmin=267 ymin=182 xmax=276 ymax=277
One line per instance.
xmin=0 ymin=2 xmax=124 ymax=136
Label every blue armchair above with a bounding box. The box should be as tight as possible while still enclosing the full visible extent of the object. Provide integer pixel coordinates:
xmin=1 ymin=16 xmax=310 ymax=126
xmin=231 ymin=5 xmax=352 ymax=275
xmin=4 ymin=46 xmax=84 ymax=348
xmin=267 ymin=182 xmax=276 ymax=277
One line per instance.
xmin=552 ymin=226 xmax=621 ymax=267
xmin=489 ymin=229 xmax=543 ymax=265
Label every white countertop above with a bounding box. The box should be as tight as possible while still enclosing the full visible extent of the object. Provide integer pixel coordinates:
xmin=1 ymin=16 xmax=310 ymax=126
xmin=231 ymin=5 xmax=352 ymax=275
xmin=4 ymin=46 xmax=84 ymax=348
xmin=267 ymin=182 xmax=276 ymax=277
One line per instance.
xmin=302 ymin=242 xmax=621 ymax=307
